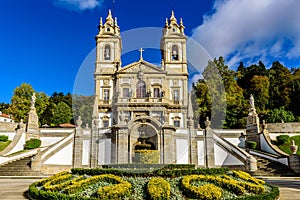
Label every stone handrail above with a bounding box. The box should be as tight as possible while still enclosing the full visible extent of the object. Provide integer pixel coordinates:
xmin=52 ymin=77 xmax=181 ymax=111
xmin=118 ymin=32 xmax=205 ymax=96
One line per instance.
xmin=0 ymin=149 xmax=37 ymax=166
xmin=212 ymin=134 xmax=252 ymax=162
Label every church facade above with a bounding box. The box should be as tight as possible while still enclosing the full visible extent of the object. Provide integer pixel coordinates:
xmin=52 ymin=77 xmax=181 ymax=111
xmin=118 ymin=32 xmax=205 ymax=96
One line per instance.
xmin=90 ymin=10 xmax=197 ymax=166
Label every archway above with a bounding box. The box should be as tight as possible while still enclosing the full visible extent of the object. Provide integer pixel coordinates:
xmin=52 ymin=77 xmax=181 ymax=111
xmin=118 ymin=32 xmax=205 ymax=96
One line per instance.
xmin=131 ymin=123 xmax=159 ymax=163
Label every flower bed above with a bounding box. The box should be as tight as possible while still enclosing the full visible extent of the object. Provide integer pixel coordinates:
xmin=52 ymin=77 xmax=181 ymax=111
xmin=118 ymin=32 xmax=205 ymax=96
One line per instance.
xmin=28 ymin=168 xmax=279 ymax=200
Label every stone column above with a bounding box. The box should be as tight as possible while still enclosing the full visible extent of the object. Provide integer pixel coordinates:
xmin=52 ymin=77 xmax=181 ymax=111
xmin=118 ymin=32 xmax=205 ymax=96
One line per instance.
xmin=90 ymin=119 xmax=99 ymax=168
xmin=246 ymin=94 xmax=260 ymax=149
xmin=26 ymin=93 xmax=39 ymax=139
xmin=31 ymin=148 xmax=42 ymax=171
xmin=73 ymin=117 xmax=83 ymax=168
xmin=162 ymin=127 xmax=176 ymax=164
xmin=289 ymin=154 xmax=300 ymax=173
xmin=117 ymin=126 xmax=129 ymax=164
xmin=204 ymin=118 xmax=215 ymax=168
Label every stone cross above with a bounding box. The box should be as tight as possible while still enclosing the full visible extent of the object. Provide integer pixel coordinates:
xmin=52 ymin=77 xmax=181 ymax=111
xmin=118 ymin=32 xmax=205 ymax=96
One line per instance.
xmin=138 ymin=48 xmax=144 ymax=60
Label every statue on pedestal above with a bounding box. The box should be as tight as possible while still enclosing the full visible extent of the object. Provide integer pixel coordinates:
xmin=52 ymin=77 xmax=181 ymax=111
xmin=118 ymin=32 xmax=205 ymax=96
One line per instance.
xmin=31 ymin=93 xmax=36 ymax=109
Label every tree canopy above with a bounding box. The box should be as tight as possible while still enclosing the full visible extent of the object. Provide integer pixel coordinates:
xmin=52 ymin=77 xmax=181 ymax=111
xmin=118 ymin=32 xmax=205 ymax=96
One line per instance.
xmin=193 ymin=58 xmax=299 ymax=128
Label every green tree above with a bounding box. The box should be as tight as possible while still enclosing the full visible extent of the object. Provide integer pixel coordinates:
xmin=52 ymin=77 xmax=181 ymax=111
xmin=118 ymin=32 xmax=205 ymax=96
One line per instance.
xmin=289 ymin=68 xmax=300 ymax=120
xmin=266 ymin=107 xmax=295 ymax=123
xmin=7 ymin=83 xmax=34 ymax=122
xmin=52 ymin=102 xmax=73 ymax=125
xmin=248 ymin=75 xmax=269 ymax=114
xmin=72 ymin=95 xmax=94 ymax=127
xmin=268 ymin=61 xmax=292 ymax=109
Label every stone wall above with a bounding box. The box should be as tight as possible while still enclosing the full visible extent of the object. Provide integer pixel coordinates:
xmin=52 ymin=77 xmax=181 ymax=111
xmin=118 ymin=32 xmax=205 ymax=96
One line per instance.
xmin=0 ymin=122 xmax=18 ymax=132
xmin=266 ymin=122 xmax=300 ymax=134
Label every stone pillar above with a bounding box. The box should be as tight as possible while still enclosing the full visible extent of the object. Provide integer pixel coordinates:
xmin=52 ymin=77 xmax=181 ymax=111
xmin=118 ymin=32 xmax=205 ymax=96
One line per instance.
xmin=73 ymin=117 xmax=83 ymax=168
xmin=26 ymin=93 xmax=39 ymax=139
xmin=90 ymin=119 xmax=99 ymax=168
xmin=246 ymin=95 xmax=260 ymax=149
xmin=31 ymin=149 xmax=42 ymax=171
xmin=289 ymin=154 xmax=300 ymax=173
xmin=117 ymin=126 xmax=129 ymax=164
xmin=246 ymin=156 xmax=257 ymax=172
xmin=204 ymin=118 xmax=215 ymax=168
xmin=163 ymin=127 xmax=176 ymax=164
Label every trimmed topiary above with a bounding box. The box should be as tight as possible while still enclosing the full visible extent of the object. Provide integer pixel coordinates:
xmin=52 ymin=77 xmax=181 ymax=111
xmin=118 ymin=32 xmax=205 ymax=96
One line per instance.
xmin=24 ymin=138 xmax=41 ymax=149
xmin=147 ymin=177 xmax=171 ymax=200
xmin=276 ymin=135 xmax=289 ymax=145
xmin=246 ymin=141 xmax=257 ymax=149
xmin=0 ymin=135 xmax=8 ymax=142
xmin=135 ymin=150 xmax=160 ymax=164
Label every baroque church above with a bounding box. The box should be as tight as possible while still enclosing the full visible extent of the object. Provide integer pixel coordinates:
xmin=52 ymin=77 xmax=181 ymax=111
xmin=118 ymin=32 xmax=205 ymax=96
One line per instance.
xmin=90 ymin=10 xmax=196 ymax=165
xmin=2 ymin=10 xmax=297 ymax=176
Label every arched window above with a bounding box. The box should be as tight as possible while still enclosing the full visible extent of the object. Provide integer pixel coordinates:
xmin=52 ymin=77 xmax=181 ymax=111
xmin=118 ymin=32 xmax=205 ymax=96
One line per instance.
xmin=104 ymin=44 xmax=111 ymax=60
xmin=171 ymin=45 xmax=179 ymax=61
xmin=136 ymin=80 xmax=146 ymax=98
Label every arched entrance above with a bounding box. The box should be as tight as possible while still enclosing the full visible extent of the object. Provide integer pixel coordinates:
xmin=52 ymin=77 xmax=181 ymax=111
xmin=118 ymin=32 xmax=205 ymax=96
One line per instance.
xmin=130 ymin=123 xmax=159 ymax=163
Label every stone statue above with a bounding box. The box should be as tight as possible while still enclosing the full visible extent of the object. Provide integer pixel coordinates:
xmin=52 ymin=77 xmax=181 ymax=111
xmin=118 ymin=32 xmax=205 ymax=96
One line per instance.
xmin=249 ymin=94 xmax=255 ymax=109
xmin=31 ymin=93 xmax=36 ymax=108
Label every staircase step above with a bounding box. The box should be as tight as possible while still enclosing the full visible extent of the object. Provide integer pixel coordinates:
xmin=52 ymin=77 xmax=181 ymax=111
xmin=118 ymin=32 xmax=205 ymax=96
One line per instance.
xmin=0 ymin=155 xmax=45 ymax=176
xmin=250 ymin=151 xmax=296 ymax=177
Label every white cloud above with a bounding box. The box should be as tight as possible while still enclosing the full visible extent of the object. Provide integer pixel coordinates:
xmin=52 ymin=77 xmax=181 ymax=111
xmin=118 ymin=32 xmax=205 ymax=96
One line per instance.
xmin=192 ymin=0 xmax=300 ymax=67
xmin=54 ymin=0 xmax=102 ymax=11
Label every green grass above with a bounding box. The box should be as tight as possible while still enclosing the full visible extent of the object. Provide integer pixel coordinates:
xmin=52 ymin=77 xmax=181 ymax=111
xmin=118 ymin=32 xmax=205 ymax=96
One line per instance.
xmin=276 ymin=135 xmax=300 ymax=155
xmin=0 ymin=140 xmax=11 ymax=152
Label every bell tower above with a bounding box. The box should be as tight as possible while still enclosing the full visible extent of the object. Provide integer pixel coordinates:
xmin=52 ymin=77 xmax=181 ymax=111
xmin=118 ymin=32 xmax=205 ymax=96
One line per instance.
xmin=160 ymin=11 xmax=187 ymax=74
xmin=94 ymin=10 xmax=122 ymax=128
xmin=95 ymin=9 xmax=122 ymax=74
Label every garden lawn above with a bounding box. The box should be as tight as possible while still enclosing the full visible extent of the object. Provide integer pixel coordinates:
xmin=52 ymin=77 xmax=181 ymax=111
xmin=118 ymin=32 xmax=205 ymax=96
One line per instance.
xmin=277 ymin=135 xmax=300 ymax=155
xmin=0 ymin=140 xmax=11 ymax=152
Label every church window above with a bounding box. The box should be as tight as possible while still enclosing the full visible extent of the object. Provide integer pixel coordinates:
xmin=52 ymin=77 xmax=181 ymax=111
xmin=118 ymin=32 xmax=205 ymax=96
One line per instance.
xmin=104 ymin=45 xmax=111 ymax=60
xmin=107 ymin=27 xmax=110 ymax=32
xmin=103 ymin=89 xmax=110 ymax=101
xmin=174 ymin=119 xmax=180 ymax=127
xmin=136 ymin=80 xmax=146 ymax=98
xmin=153 ymin=88 xmax=160 ymax=98
xmin=123 ymin=88 xmax=130 ymax=98
xmin=172 ymin=45 xmax=179 ymax=61
xmin=173 ymin=89 xmax=179 ymax=104
xmin=103 ymin=119 xmax=109 ymax=128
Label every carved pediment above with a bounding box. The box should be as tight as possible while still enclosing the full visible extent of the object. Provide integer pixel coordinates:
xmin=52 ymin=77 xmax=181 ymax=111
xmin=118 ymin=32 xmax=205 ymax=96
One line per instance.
xmin=118 ymin=60 xmax=166 ymax=74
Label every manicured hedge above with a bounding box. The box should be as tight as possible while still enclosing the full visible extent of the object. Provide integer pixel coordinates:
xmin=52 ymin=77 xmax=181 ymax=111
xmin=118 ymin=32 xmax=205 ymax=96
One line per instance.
xmin=0 ymin=135 xmax=8 ymax=142
xmin=276 ymin=135 xmax=290 ymax=145
xmin=246 ymin=141 xmax=257 ymax=149
xmin=147 ymin=177 xmax=171 ymax=200
xmin=135 ymin=150 xmax=160 ymax=164
xmin=24 ymin=138 xmax=41 ymax=149
xmin=28 ymin=168 xmax=279 ymax=200
xmin=71 ymin=167 xmax=230 ymax=177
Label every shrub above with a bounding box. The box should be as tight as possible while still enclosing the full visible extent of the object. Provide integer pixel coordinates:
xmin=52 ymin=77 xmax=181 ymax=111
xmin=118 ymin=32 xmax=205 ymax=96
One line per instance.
xmin=181 ymin=175 xmax=223 ymax=200
xmin=134 ymin=150 xmax=160 ymax=164
xmin=24 ymin=138 xmax=41 ymax=149
xmin=276 ymin=135 xmax=289 ymax=145
xmin=0 ymin=135 xmax=8 ymax=142
xmin=147 ymin=177 xmax=171 ymax=200
xmin=246 ymin=141 xmax=257 ymax=149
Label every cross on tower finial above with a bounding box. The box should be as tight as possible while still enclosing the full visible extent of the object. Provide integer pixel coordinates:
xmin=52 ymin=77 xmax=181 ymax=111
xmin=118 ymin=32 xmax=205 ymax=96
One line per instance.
xmin=138 ymin=48 xmax=144 ymax=60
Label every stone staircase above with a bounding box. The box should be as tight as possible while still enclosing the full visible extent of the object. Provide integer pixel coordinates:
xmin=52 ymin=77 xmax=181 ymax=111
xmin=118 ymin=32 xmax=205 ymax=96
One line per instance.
xmin=0 ymin=155 xmax=44 ymax=176
xmin=250 ymin=153 xmax=295 ymax=177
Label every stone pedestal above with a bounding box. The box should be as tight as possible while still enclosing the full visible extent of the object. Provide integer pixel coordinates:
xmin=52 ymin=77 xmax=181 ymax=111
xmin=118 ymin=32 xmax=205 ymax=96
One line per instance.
xmin=289 ymin=154 xmax=300 ymax=173
xmin=26 ymin=107 xmax=39 ymax=139
xmin=246 ymin=110 xmax=260 ymax=149
xmin=31 ymin=149 xmax=42 ymax=171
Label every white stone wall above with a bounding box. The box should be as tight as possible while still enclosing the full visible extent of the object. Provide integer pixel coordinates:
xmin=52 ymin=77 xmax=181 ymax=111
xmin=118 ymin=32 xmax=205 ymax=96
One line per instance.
xmin=43 ymin=142 xmax=73 ymax=165
xmin=176 ymin=139 xmax=189 ymax=164
xmin=197 ymin=141 xmax=204 ymax=166
xmin=98 ymin=138 xmax=111 ymax=165
xmin=214 ymin=144 xmax=244 ymax=166
xmin=82 ymin=140 xmax=90 ymax=165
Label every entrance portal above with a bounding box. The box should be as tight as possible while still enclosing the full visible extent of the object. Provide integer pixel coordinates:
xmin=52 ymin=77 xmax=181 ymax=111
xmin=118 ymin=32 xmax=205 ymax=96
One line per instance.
xmin=132 ymin=124 xmax=158 ymax=163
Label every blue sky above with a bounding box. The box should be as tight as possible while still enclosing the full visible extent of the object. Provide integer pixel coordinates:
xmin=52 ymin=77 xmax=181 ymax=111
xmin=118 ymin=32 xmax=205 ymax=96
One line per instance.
xmin=1 ymin=0 xmax=300 ymax=103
